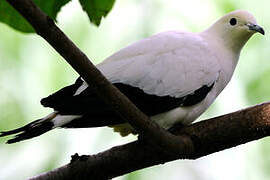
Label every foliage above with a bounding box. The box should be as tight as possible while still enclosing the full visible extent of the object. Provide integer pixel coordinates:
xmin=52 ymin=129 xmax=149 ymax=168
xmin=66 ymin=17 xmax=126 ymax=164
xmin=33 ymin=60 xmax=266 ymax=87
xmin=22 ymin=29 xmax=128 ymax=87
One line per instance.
xmin=79 ymin=0 xmax=115 ymax=26
xmin=0 ymin=0 xmax=115 ymax=33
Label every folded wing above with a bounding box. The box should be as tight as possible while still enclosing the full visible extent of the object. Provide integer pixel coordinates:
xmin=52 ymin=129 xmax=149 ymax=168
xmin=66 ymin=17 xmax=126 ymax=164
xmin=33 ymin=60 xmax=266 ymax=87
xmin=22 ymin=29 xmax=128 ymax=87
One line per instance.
xmin=41 ymin=31 xmax=220 ymax=128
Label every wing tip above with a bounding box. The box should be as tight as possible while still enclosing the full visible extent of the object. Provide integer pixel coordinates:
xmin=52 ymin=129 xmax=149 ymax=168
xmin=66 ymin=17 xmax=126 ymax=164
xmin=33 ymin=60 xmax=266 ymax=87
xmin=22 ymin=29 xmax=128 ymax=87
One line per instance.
xmin=40 ymin=77 xmax=84 ymax=108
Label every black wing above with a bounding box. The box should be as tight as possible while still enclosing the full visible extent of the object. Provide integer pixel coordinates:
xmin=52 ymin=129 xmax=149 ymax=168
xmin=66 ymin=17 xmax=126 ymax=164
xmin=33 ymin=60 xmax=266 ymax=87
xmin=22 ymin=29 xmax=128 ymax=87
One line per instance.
xmin=40 ymin=78 xmax=214 ymax=128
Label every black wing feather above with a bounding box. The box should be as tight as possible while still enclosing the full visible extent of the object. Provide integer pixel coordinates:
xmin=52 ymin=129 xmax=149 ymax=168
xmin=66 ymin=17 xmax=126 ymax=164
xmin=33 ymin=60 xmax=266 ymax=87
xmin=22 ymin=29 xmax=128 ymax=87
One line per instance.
xmin=41 ymin=77 xmax=83 ymax=108
xmin=1 ymin=80 xmax=214 ymax=141
xmin=40 ymin=78 xmax=214 ymax=128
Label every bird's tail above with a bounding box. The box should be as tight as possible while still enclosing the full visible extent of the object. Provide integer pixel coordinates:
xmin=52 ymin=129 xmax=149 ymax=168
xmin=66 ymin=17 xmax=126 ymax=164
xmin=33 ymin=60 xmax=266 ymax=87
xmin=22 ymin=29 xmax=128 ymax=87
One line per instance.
xmin=0 ymin=112 xmax=57 ymax=144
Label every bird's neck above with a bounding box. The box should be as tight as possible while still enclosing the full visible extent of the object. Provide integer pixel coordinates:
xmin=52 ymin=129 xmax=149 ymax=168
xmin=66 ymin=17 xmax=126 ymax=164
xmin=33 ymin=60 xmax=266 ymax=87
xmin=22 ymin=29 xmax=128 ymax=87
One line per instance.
xmin=199 ymin=31 xmax=241 ymax=84
xmin=201 ymin=26 xmax=252 ymax=54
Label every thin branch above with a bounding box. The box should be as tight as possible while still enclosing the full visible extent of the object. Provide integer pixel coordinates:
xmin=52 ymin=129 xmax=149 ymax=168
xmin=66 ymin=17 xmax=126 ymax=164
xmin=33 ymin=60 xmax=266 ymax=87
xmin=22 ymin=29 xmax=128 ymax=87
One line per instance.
xmin=29 ymin=102 xmax=270 ymax=180
xmin=5 ymin=0 xmax=193 ymax=154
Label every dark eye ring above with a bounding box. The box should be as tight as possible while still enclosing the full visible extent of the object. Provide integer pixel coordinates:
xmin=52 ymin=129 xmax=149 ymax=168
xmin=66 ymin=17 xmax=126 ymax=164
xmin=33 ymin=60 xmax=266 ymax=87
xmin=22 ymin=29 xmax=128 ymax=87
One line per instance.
xmin=230 ymin=18 xmax=237 ymax=26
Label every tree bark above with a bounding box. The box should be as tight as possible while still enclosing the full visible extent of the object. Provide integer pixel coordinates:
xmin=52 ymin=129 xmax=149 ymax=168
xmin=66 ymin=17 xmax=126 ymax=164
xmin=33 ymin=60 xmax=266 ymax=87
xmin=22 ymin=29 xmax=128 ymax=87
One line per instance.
xmin=29 ymin=102 xmax=270 ymax=180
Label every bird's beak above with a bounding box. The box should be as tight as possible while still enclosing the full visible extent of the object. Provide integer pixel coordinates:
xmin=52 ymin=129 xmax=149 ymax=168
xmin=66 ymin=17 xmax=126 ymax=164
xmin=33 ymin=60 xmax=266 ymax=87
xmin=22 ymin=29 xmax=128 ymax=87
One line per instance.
xmin=247 ymin=23 xmax=265 ymax=35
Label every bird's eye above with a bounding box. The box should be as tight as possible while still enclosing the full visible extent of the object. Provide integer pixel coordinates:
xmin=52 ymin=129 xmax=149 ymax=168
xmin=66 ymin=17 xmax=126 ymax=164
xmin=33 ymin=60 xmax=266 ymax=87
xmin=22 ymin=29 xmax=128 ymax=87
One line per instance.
xmin=229 ymin=18 xmax=237 ymax=26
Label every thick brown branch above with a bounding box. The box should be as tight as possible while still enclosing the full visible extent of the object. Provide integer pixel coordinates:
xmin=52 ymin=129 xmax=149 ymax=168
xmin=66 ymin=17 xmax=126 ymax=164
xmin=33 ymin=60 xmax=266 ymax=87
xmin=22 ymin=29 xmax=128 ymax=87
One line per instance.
xmin=5 ymin=0 xmax=192 ymax=154
xmin=29 ymin=102 xmax=270 ymax=180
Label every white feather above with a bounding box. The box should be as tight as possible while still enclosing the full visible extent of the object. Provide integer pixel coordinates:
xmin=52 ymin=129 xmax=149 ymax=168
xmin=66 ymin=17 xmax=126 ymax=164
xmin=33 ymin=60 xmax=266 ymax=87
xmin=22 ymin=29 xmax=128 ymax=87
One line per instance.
xmin=97 ymin=31 xmax=220 ymax=98
xmin=70 ymin=10 xmax=261 ymax=131
xmin=52 ymin=114 xmax=81 ymax=128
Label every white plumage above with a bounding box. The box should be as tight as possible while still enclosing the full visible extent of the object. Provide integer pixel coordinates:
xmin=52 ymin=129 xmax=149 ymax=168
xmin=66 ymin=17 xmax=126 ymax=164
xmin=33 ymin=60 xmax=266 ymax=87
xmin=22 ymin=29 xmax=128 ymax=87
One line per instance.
xmin=98 ymin=32 xmax=221 ymax=128
xmin=0 ymin=10 xmax=264 ymax=143
xmin=98 ymin=32 xmax=219 ymax=97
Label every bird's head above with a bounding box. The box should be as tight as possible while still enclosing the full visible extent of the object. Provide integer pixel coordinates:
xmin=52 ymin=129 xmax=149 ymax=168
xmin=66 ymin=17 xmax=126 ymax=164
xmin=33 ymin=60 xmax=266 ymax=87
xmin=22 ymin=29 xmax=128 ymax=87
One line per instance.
xmin=203 ymin=10 xmax=264 ymax=52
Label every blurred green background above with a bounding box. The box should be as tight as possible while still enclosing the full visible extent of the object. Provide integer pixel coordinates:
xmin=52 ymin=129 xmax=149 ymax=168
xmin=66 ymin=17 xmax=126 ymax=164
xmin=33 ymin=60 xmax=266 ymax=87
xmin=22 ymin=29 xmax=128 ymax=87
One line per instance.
xmin=0 ymin=0 xmax=270 ymax=179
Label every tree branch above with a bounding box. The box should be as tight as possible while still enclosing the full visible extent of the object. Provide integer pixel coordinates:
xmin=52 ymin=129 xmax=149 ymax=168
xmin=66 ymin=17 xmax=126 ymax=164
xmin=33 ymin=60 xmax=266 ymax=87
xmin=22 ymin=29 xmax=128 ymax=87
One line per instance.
xmin=5 ymin=0 xmax=270 ymax=179
xmin=28 ymin=102 xmax=270 ymax=180
xmin=5 ymin=0 xmax=193 ymax=154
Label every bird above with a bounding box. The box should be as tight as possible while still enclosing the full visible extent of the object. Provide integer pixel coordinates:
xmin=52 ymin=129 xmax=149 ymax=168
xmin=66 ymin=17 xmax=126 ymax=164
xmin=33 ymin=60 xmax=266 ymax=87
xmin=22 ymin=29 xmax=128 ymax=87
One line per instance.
xmin=0 ymin=10 xmax=265 ymax=144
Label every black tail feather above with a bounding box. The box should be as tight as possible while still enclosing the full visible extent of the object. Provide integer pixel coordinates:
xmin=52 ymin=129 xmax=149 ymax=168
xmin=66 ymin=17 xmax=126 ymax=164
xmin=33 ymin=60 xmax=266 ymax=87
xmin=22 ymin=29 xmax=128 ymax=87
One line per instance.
xmin=0 ymin=119 xmax=42 ymax=137
xmin=0 ymin=119 xmax=54 ymax=144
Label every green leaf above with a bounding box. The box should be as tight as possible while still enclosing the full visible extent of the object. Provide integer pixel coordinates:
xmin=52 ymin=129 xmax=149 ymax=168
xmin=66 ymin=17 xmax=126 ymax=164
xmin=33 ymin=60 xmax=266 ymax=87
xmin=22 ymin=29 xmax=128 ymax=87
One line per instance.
xmin=0 ymin=0 xmax=71 ymax=33
xmin=79 ymin=0 xmax=115 ymax=26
